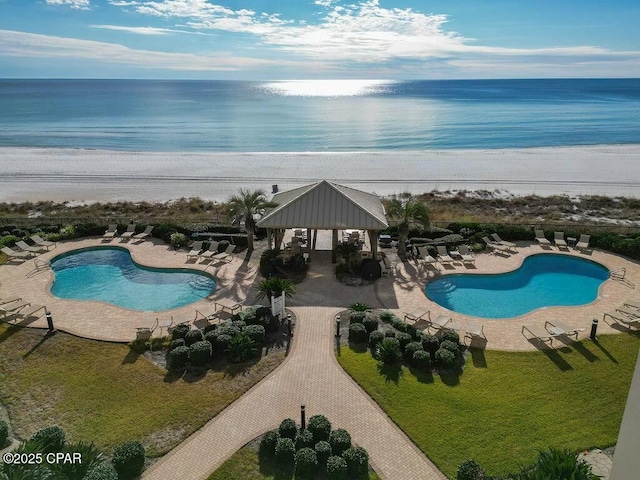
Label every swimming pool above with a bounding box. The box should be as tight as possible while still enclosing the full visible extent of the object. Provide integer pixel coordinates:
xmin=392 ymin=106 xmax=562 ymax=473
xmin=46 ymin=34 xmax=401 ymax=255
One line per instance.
xmin=50 ymin=247 xmax=216 ymax=311
xmin=425 ymin=254 xmax=609 ymax=319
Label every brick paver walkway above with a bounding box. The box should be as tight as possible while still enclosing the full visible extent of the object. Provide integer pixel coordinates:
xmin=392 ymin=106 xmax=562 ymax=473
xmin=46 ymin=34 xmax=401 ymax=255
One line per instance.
xmin=143 ymin=305 xmax=446 ymax=480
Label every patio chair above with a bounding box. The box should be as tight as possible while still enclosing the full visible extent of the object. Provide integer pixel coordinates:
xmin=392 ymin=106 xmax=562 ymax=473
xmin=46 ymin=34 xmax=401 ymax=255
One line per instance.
xmin=136 ymin=318 xmax=158 ymax=336
xmin=623 ymin=300 xmax=640 ymax=310
xmin=198 ymin=241 xmax=220 ymax=260
xmin=31 ymin=235 xmax=56 ymax=250
xmin=16 ymin=240 xmax=45 ymax=254
xmin=534 ymin=230 xmax=551 ymax=247
xmin=416 ymin=246 xmax=438 ymax=269
xmin=16 ymin=304 xmax=47 ymax=320
xmin=404 ymin=309 xmax=430 ymax=323
xmin=211 ymin=244 xmax=236 ymax=263
xmin=522 ymin=324 xmax=557 ymax=345
xmin=0 ymin=301 xmax=31 ymax=318
xmin=132 ymin=226 xmax=154 ymax=240
xmin=482 ymin=236 xmax=510 ymax=254
xmin=603 ymin=310 xmax=640 ymax=328
xmin=436 ymin=246 xmax=455 ymax=266
xmin=464 ymin=321 xmax=485 ymax=344
xmin=491 ymin=233 xmax=517 ymax=251
xmin=103 ymin=224 xmax=118 ymax=239
xmin=554 ymin=232 xmax=567 ymax=249
xmin=120 ymin=224 xmax=136 ymax=239
xmin=186 ymin=241 xmax=204 ymax=260
xmin=428 ymin=314 xmax=452 ymax=332
xmin=379 ymin=259 xmax=392 ymax=277
xmin=0 ymin=296 xmax=22 ymax=306
xmin=545 ymin=320 xmax=584 ymax=340
xmin=1 ymin=246 xmax=34 ymax=262
xmin=457 ymin=245 xmax=475 ymax=266
xmin=616 ymin=305 xmax=640 ymax=318
xmin=575 ymin=234 xmax=591 ymax=252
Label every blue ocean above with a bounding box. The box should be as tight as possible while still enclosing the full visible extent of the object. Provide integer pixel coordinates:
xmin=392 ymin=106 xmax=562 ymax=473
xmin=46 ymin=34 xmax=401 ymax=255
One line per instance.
xmin=0 ymin=78 xmax=639 ymax=151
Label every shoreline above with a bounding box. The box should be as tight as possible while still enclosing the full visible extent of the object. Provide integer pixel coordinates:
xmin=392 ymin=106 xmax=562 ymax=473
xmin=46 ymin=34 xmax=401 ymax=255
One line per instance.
xmin=1 ymin=144 xmax=639 ymax=202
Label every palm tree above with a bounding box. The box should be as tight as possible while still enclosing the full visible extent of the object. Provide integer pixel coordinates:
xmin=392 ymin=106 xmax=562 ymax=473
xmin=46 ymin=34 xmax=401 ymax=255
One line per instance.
xmin=227 ymin=188 xmax=277 ymax=253
xmin=385 ymin=193 xmax=430 ymax=260
xmin=256 ymin=278 xmax=296 ymax=302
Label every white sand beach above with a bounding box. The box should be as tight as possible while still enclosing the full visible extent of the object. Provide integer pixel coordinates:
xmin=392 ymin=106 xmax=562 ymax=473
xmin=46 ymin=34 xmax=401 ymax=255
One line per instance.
xmin=0 ymin=145 xmax=639 ymax=202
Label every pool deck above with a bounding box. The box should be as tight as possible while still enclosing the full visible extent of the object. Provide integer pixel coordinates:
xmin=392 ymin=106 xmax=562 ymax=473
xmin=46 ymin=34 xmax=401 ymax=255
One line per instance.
xmin=1 ymin=236 xmax=639 ymax=350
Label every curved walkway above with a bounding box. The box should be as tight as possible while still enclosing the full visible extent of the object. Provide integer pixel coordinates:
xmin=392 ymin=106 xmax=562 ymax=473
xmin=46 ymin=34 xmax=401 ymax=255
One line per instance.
xmin=143 ymin=305 xmax=446 ymax=480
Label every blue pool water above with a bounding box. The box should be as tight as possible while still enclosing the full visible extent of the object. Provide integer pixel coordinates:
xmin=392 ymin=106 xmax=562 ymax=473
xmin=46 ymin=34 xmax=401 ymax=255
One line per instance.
xmin=50 ymin=247 xmax=216 ymax=311
xmin=425 ymin=254 xmax=609 ymax=319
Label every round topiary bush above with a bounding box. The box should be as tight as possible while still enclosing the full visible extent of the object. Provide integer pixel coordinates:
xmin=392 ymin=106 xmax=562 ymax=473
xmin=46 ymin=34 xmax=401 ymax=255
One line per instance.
xmin=412 ymin=350 xmax=431 ymax=368
xmin=349 ymin=311 xmax=366 ymax=324
xmin=204 ymin=330 xmax=218 ymax=347
xmin=295 ymin=447 xmax=318 ymax=479
xmin=171 ymin=323 xmax=190 ymax=340
xmin=217 ymin=324 xmax=241 ymax=338
xmin=85 ymin=464 xmax=119 ymax=480
xmin=278 ymin=418 xmax=298 ymax=440
xmin=396 ymin=332 xmax=413 ymax=351
xmin=368 ymin=330 xmax=385 ymax=349
xmin=184 ymin=329 xmax=204 ymax=347
xmin=442 ymin=330 xmax=461 ymax=345
xmin=315 ymin=441 xmax=332 ymax=469
xmin=404 ymin=341 xmax=424 ymax=360
xmin=328 ymin=429 xmax=351 ymax=456
xmin=435 ymin=347 xmax=456 ymax=368
xmin=308 ymin=415 xmax=332 ymax=443
xmin=421 ymin=334 xmax=440 ymax=355
xmin=259 ymin=430 xmax=280 ymax=457
xmin=189 ymin=340 xmax=212 ymax=367
xmin=362 ymin=316 xmax=379 ymax=333
xmin=378 ymin=310 xmax=395 ymax=323
xmin=169 ymin=338 xmax=185 ymax=351
xmin=112 ymin=441 xmax=145 ymax=480
xmin=456 ymin=459 xmax=486 ymax=480
xmin=384 ymin=330 xmax=396 ymax=338
xmin=274 ymin=437 xmax=296 ymax=468
xmin=343 ymin=446 xmax=369 ymax=478
xmin=326 ymin=455 xmax=348 ymax=480
xmin=244 ymin=324 xmax=266 ymax=344
xmin=0 ymin=420 xmax=9 ymax=448
xmin=348 ymin=323 xmax=368 ymax=343
xmin=296 ymin=429 xmax=315 ymax=450
xmin=215 ymin=334 xmax=232 ymax=352
xmin=169 ymin=345 xmax=190 ymax=369
xmin=231 ymin=319 xmax=246 ymax=330
xmin=30 ymin=426 xmax=66 ymax=453
xmin=391 ymin=317 xmax=409 ymax=333
xmin=440 ymin=339 xmax=460 ymax=355
xmin=376 ymin=337 xmax=402 ymax=364
xmin=170 ymin=232 xmax=188 ymax=248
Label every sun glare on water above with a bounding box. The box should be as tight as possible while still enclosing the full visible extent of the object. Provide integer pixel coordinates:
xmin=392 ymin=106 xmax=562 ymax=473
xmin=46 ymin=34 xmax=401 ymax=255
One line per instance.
xmin=261 ymin=79 xmax=395 ymax=97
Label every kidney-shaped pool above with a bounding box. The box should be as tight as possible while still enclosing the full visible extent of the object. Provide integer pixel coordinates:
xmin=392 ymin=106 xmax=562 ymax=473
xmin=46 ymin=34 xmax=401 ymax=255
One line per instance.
xmin=50 ymin=247 xmax=216 ymax=311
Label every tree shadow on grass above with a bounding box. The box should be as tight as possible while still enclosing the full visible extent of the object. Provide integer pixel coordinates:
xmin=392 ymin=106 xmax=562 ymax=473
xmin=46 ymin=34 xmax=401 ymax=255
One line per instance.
xmin=163 ymin=368 xmax=185 ymax=383
xmin=376 ymin=362 xmax=403 ymax=385
xmin=222 ymin=357 xmax=260 ymax=379
xmin=437 ymin=368 xmax=460 ymax=386
xmin=348 ymin=341 xmax=368 ymax=353
xmin=258 ymin=452 xmax=294 ymax=480
xmin=407 ymin=365 xmax=434 ymax=384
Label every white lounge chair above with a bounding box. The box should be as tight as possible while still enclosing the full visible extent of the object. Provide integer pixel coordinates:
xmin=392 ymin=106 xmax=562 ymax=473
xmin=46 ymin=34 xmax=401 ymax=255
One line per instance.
xmin=198 ymin=241 xmax=220 ymax=260
xmin=464 ymin=322 xmax=485 ymax=344
xmin=575 ymin=234 xmax=591 ymax=252
xmin=0 ymin=296 xmax=21 ymax=306
xmin=211 ymin=244 xmax=236 ymax=263
xmin=416 ymin=246 xmax=438 ymax=269
xmin=457 ymin=245 xmax=475 ymax=266
xmin=491 ymin=233 xmax=517 ymax=251
xmin=186 ymin=241 xmax=204 ymax=260
xmin=404 ymin=309 xmax=430 ymax=323
xmin=545 ymin=320 xmax=584 ymax=340
xmin=0 ymin=301 xmax=31 ymax=318
xmin=603 ymin=310 xmax=639 ymax=328
xmin=428 ymin=314 xmax=452 ymax=332
xmin=482 ymin=236 xmax=509 ymax=254
xmin=623 ymin=300 xmax=640 ymax=310
xmin=132 ymin=226 xmax=154 ymax=240
xmin=534 ymin=230 xmax=551 ymax=247
xmin=16 ymin=240 xmax=45 ymax=254
xmin=554 ymin=232 xmax=567 ymax=249
xmin=103 ymin=224 xmax=118 ymax=238
xmin=436 ymin=246 xmax=455 ymax=266
xmin=522 ymin=324 xmax=557 ymax=345
xmin=1 ymin=246 xmax=34 ymax=262
xmin=121 ymin=224 xmax=136 ymax=239
xmin=31 ymin=235 xmax=56 ymax=250
xmin=16 ymin=304 xmax=47 ymax=320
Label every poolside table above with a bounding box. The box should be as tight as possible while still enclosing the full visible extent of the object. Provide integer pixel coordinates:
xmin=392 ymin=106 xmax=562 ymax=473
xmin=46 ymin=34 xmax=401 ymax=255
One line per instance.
xmin=215 ymin=298 xmax=242 ymax=315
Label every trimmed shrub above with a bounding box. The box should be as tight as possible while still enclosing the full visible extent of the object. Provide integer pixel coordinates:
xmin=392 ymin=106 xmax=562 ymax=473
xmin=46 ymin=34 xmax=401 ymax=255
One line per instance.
xmin=421 ymin=334 xmax=440 ymax=355
xmin=328 ymin=429 xmax=351 ymax=456
xmin=308 ymin=415 xmax=332 ymax=443
xmin=315 ymin=441 xmax=332 ymax=469
xmin=204 ymin=330 xmax=218 ymax=346
xmin=384 ymin=330 xmax=396 ymax=338
xmin=348 ymin=323 xmax=368 ymax=343
xmin=189 ymin=340 xmax=212 ymax=367
xmin=169 ymin=345 xmax=189 ymax=369
xmin=85 ymin=464 xmax=119 ymax=480
xmin=295 ymin=447 xmax=318 ymax=479
xmin=378 ymin=310 xmax=395 ymax=323
xmin=326 ymin=455 xmax=348 ymax=480
xmin=349 ymin=302 xmax=371 ymax=312
xmin=343 ymin=446 xmax=369 ymax=478
xmin=259 ymin=430 xmax=280 ymax=457
xmin=112 ymin=441 xmax=145 ymax=480
xmin=243 ymin=324 xmax=266 ymax=344
xmin=349 ymin=311 xmax=366 ymax=324
xmin=362 ymin=316 xmax=379 ymax=333
xmin=274 ymin=437 xmax=296 ymax=468
xmin=225 ymin=332 xmax=257 ymax=363
xmin=391 ymin=317 xmax=409 ymax=333
xmin=396 ymin=332 xmax=413 ymax=351
xmin=413 ymin=350 xmax=431 ymax=369
xmin=169 ymin=338 xmax=185 ymax=351
xmin=296 ymin=429 xmax=315 ymax=450
xmin=30 ymin=426 xmax=66 ymax=453
xmin=217 ymin=324 xmax=241 ymax=338
xmin=441 ymin=330 xmax=461 ymax=345
xmin=171 ymin=323 xmax=190 ymax=340
xmin=184 ymin=329 xmax=204 ymax=347
xmin=215 ymin=334 xmax=233 ymax=352
xmin=278 ymin=418 xmax=298 ymax=440
xmin=170 ymin=232 xmax=188 ymax=248
xmin=440 ymin=339 xmax=460 ymax=355
xmin=231 ymin=319 xmax=246 ymax=330
xmin=368 ymin=330 xmax=385 ymax=349
xmin=404 ymin=341 xmax=424 ymax=361
xmin=456 ymin=459 xmax=486 ymax=480
xmin=435 ymin=348 xmax=456 ymax=368
xmin=0 ymin=420 xmax=9 ymax=447
xmin=377 ymin=337 xmax=402 ymax=364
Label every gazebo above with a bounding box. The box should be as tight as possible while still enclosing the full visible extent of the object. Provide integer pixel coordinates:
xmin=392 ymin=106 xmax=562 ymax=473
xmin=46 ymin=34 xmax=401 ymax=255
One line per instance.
xmin=256 ymin=180 xmax=389 ymax=262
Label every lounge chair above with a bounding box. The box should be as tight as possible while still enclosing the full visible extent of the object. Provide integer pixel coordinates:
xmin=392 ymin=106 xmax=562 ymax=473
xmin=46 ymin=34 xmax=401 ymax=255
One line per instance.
xmin=136 ymin=318 xmax=158 ymax=336
xmin=211 ymin=244 xmax=236 ymax=263
xmin=534 ymin=230 xmax=551 ymax=247
xmin=416 ymin=246 xmax=438 ymax=269
xmin=491 ymin=233 xmax=517 ymax=251
xmin=436 ymin=246 xmax=455 ymax=266
xmin=404 ymin=309 xmax=430 ymax=323
xmin=379 ymin=259 xmax=392 ymax=277
xmin=575 ymin=234 xmax=591 ymax=252
xmin=482 ymin=236 xmax=510 ymax=254
xmin=0 ymin=296 xmax=21 ymax=306
xmin=16 ymin=240 xmax=45 ymax=254
xmin=464 ymin=321 xmax=485 ymax=344
xmin=132 ymin=226 xmax=154 ymax=240
xmin=457 ymin=245 xmax=475 ymax=266
xmin=121 ymin=224 xmax=136 ymax=239
xmin=0 ymin=301 xmax=31 ymax=318
xmin=603 ymin=310 xmax=640 ymax=328
xmin=1 ymin=246 xmax=34 ymax=262
xmin=623 ymin=300 xmax=640 ymax=310
xmin=545 ymin=320 xmax=584 ymax=340
xmin=16 ymin=304 xmax=47 ymax=320
xmin=198 ymin=241 xmax=220 ymax=260
xmin=428 ymin=314 xmax=452 ymax=331
xmin=103 ymin=224 xmax=118 ymax=238
xmin=31 ymin=235 xmax=56 ymax=250
xmin=616 ymin=305 xmax=640 ymax=318
xmin=156 ymin=316 xmax=174 ymax=335
xmin=522 ymin=324 xmax=557 ymax=344
xmin=186 ymin=241 xmax=204 ymax=260
xmin=554 ymin=232 xmax=567 ymax=249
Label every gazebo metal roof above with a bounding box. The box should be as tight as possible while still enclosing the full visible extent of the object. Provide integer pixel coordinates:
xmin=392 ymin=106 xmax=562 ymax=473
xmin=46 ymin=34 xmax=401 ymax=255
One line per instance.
xmin=256 ymin=180 xmax=388 ymax=230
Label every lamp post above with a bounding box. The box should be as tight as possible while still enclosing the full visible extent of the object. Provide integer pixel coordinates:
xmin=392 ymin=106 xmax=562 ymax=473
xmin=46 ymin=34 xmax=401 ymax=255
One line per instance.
xmin=335 ymin=315 xmax=341 ymax=338
xmin=301 ymin=405 xmax=306 ymax=430
xmin=45 ymin=310 xmax=56 ymax=334
xmin=590 ymin=318 xmax=599 ymax=341
xmin=287 ymin=314 xmax=292 ymax=338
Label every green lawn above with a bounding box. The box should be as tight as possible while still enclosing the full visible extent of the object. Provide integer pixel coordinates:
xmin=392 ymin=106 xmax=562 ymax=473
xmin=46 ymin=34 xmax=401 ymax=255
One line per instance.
xmin=0 ymin=323 xmax=284 ymax=457
xmin=337 ymin=333 xmax=639 ymax=479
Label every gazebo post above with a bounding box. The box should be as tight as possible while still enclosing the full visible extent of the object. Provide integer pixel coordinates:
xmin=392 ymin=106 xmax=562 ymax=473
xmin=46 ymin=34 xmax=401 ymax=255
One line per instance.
xmin=332 ymin=229 xmax=338 ymax=263
xmin=307 ymin=228 xmax=312 ymax=251
xmin=267 ymin=228 xmax=273 ymax=249
xmin=312 ymin=229 xmax=318 ymax=250
xmin=369 ymin=230 xmax=379 ymax=259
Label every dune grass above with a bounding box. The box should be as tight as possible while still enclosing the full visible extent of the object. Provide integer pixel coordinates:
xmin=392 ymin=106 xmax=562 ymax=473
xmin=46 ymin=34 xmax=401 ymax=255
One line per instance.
xmin=0 ymin=323 xmax=284 ymax=456
xmin=337 ymin=332 xmax=639 ymax=479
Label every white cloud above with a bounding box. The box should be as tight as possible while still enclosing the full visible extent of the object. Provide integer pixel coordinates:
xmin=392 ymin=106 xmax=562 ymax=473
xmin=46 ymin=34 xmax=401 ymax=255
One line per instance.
xmin=45 ymin=0 xmax=90 ymax=9
xmin=91 ymin=24 xmax=214 ymax=36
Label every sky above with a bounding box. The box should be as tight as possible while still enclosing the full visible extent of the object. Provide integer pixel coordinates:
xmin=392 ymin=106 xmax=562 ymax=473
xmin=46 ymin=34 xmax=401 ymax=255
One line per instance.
xmin=1 ymin=0 xmax=639 ymax=79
